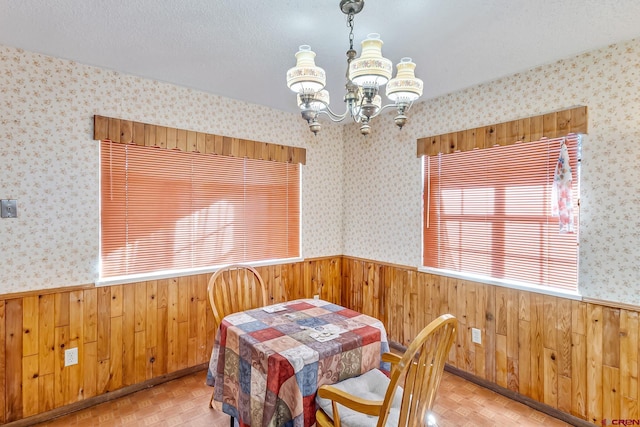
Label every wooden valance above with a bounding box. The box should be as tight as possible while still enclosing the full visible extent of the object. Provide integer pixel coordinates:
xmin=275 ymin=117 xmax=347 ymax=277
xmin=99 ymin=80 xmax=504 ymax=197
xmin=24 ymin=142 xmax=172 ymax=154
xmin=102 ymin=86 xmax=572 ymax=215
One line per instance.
xmin=416 ymin=106 xmax=587 ymax=157
xmin=94 ymin=115 xmax=306 ymax=165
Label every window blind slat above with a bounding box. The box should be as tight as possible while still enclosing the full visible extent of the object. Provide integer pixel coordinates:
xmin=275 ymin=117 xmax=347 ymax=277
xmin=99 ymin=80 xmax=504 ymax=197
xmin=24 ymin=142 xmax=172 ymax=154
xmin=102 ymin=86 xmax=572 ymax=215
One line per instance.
xmin=100 ymin=141 xmax=300 ymax=278
xmin=423 ymin=135 xmax=580 ymax=291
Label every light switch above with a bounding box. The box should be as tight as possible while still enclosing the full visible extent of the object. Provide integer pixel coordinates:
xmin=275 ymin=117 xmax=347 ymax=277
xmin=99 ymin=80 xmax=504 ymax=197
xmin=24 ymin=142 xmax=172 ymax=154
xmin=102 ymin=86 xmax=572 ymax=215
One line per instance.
xmin=0 ymin=200 xmax=17 ymax=218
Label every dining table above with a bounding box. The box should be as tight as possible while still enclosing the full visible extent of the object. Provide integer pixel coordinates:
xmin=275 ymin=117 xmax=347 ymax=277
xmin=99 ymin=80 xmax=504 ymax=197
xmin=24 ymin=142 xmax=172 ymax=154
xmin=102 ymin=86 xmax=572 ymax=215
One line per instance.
xmin=206 ymin=298 xmax=390 ymax=427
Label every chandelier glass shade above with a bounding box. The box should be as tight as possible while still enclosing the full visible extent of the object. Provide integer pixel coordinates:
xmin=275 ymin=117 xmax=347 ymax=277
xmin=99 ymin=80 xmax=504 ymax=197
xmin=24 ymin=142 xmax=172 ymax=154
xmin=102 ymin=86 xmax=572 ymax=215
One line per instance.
xmin=348 ymin=33 xmax=393 ymax=87
xmin=286 ymin=45 xmax=326 ymax=94
xmin=386 ymin=57 xmax=423 ymax=102
xmin=285 ymin=0 xmax=423 ymax=136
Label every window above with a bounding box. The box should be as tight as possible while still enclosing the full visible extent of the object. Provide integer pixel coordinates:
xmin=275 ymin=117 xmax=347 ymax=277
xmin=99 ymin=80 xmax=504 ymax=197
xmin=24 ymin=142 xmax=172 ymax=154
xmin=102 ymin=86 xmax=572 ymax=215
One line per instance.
xmin=100 ymin=141 xmax=300 ymax=280
xmin=423 ymin=134 xmax=580 ymax=292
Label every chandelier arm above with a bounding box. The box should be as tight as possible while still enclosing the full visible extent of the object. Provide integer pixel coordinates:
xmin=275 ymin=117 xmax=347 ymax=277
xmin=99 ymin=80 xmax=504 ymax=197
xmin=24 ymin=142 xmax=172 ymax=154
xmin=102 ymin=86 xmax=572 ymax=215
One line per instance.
xmin=316 ymin=106 xmax=368 ymax=123
xmin=366 ymin=103 xmax=398 ymax=119
xmin=317 ymin=106 xmax=352 ymax=122
xmin=403 ymin=101 xmax=415 ymax=112
xmin=360 ymin=102 xmax=413 ymax=119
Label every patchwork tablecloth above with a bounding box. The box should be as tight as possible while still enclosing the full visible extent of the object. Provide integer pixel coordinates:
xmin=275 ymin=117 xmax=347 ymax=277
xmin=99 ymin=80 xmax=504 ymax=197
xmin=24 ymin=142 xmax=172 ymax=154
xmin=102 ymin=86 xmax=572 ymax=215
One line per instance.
xmin=207 ymin=299 xmax=389 ymax=427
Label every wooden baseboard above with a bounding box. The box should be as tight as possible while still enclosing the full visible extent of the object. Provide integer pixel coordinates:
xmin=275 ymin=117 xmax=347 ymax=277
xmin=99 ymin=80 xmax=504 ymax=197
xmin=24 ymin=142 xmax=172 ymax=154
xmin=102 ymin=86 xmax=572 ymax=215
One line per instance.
xmin=388 ymin=341 xmax=592 ymax=427
xmin=5 ymin=363 xmax=208 ymax=427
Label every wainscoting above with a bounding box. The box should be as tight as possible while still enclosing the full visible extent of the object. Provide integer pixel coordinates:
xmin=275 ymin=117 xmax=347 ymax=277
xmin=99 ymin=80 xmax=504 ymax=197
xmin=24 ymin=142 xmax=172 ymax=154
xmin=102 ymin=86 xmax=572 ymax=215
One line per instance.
xmin=341 ymin=256 xmax=636 ymax=426
xmin=0 ymin=257 xmax=342 ymax=424
xmin=0 ymin=255 xmax=634 ymax=426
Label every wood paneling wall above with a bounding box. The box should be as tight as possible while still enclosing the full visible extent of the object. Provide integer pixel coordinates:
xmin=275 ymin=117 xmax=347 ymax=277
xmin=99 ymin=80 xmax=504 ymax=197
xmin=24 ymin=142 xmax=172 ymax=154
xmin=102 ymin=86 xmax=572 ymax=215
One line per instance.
xmin=0 ymin=254 xmax=632 ymax=426
xmin=0 ymin=257 xmax=341 ymax=424
xmin=341 ymin=256 xmax=634 ymax=426
xmin=94 ymin=115 xmax=307 ymax=165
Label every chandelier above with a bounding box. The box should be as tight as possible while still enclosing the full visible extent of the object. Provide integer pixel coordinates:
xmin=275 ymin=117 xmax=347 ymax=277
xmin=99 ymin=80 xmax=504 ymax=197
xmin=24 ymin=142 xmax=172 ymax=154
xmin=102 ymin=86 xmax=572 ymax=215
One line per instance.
xmin=286 ymin=0 xmax=423 ymax=136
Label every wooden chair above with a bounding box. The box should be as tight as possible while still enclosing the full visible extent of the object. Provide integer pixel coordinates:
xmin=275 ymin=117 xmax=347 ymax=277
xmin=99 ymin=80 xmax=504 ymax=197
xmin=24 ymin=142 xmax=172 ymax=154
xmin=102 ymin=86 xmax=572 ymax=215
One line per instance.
xmin=316 ymin=314 xmax=458 ymax=427
xmin=207 ymin=264 xmax=268 ymax=408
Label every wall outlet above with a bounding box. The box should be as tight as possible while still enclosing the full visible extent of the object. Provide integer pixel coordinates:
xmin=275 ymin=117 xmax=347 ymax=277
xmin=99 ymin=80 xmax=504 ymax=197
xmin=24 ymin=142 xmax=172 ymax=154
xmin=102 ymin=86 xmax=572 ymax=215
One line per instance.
xmin=313 ymin=294 xmax=319 ymax=300
xmin=471 ymin=328 xmax=482 ymax=344
xmin=64 ymin=347 xmax=78 ymax=366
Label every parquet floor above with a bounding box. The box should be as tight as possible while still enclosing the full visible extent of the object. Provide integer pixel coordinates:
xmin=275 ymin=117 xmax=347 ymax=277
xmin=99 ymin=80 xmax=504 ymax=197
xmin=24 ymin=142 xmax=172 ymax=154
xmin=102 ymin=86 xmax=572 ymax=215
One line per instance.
xmin=34 ymin=369 xmax=572 ymax=427
xmin=433 ymin=372 xmax=571 ymax=427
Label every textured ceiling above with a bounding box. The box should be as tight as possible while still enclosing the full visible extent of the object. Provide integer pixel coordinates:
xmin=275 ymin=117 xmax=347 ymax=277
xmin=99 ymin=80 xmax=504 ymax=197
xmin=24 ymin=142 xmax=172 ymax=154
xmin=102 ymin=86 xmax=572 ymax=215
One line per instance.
xmin=1 ymin=1 xmax=639 ymax=114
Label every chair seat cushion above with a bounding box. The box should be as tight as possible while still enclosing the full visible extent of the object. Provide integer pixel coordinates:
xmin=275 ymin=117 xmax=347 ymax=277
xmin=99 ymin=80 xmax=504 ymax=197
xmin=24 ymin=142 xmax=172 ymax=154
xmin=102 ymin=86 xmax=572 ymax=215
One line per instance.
xmin=316 ymin=369 xmax=402 ymax=427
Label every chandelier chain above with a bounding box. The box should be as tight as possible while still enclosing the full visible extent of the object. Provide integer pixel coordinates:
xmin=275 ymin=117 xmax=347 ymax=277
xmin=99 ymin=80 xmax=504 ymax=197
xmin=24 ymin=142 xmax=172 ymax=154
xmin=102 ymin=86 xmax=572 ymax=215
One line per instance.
xmin=347 ymin=12 xmax=355 ymax=51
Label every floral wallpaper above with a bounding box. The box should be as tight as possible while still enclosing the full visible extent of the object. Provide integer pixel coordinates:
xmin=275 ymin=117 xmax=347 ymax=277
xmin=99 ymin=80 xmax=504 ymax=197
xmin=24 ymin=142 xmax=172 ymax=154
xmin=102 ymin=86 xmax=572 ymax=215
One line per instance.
xmin=0 ymin=45 xmax=344 ymax=293
xmin=1 ymin=37 xmax=639 ymax=306
xmin=342 ymin=38 xmax=640 ymax=305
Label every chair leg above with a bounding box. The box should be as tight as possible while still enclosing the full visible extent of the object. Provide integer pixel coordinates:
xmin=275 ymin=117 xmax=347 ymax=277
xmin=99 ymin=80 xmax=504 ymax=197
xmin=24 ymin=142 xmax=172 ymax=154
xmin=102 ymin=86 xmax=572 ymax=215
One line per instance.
xmin=209 ymin=388 xmax=215 ymax=408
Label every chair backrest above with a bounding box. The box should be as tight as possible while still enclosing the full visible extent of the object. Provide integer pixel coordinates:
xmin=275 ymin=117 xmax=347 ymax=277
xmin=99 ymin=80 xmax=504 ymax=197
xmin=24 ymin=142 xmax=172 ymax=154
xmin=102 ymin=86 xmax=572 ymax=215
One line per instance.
xmin=207 ymin=264 xmax=268 ymax=331
xmin=378 ymin=314 xmax=458 ymax=427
